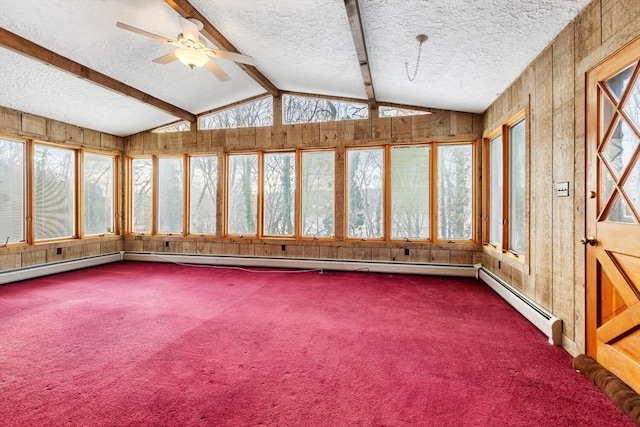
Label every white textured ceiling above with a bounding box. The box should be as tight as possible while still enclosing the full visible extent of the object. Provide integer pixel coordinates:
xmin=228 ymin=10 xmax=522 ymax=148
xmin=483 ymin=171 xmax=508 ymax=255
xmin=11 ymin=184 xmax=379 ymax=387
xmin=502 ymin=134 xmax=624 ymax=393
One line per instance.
xmin=0 ymin=0 xmax=591 ymax=137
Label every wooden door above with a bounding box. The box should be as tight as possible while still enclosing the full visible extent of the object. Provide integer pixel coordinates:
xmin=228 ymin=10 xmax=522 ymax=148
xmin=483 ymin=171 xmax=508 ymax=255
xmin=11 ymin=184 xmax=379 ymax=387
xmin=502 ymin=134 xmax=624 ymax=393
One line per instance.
xmin=586 ymin=37 xmax=640 ymax=394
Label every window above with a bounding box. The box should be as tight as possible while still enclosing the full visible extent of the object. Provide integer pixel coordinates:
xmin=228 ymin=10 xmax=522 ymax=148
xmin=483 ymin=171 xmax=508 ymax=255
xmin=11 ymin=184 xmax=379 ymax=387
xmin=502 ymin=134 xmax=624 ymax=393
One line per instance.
xmin=379 ymin=106 xmax=430 ymax=117
xmin=301 ymin=151 xmax=335 ymax=238
xmin=489 ymin=135 xmax=503 ymax=246
xmin=390 ymin=145 xmax=430 ymax=240
xmin=485 ymin=112 xmax=527 ymax=255
xmin=263 ymin=152 xmax=295 ymax=236
xmin=0 ymin=137 xmax=25 ymax=244
xmin=509 ymin=119 xmax=526 ymax=254
xmin=34 ymin=144 xmax=76 ymax=240
xmin=347 ymin=147 xmax=383 ymax=238
xmin=84 ymin=152 xmax=114 ymax=235
xmin=189 ymin=155 xmax=217 ymax=235
xmin=131 ymin=158 xmax=152 ymax=233
xmin=199 ymin=97 xmax=273 ymax=130
xmin=283 ymin=94 xmax=368 ymax=125
xmin=437 ymin=144 xmax=473 ymax=241
xmin=157 ymin=157 xmax=184 ymax=234
xmin=151 ymin=121 xmax=190 ymax=133
xmin=227 ymin=153 xmax=258 ymax=236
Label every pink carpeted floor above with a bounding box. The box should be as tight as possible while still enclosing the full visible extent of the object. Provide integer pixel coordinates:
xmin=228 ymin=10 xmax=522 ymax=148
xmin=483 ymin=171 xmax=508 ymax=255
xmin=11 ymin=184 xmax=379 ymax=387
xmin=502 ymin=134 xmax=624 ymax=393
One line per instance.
xmin=0 ymin=261 xmax=634 ymax=426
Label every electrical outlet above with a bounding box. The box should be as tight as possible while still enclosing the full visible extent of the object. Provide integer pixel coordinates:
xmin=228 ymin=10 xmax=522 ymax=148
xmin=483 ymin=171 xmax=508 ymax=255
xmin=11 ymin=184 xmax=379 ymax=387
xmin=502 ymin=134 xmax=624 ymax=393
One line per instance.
xmin=56 ymin=248 xmax=62 ymax=255
xmin=165 ymin=241 xmax=169 ymax=247
xmin=281 ymin=244 xmax=286 ymax=251
xmin=404 ymin=248 xmax=410 ymax=256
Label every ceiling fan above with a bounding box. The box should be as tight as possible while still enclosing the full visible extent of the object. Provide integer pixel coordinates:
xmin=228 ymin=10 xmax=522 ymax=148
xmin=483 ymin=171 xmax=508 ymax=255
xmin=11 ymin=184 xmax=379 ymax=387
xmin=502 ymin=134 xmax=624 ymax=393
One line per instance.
xmin=116 ymin=17 xmax=255 ymax=82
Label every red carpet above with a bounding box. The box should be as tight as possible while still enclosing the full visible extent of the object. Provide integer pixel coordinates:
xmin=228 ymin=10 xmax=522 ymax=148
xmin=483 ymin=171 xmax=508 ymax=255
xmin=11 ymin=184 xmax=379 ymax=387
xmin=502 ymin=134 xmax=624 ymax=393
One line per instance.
xmin=0 ymin=261 xmax=634 ymax=426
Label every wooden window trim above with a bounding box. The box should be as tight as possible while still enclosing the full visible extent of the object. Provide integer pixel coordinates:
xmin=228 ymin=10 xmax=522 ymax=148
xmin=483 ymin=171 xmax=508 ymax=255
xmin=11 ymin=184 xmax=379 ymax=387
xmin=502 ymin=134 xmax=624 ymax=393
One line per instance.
xmin=483 ymin=108 xmax=528 ymax=262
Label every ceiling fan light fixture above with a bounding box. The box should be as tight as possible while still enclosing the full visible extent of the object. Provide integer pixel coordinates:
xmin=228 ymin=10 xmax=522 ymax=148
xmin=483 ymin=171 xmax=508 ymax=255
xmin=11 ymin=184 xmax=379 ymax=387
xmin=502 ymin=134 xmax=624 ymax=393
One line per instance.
xmin=175 ymin=47 xmax=209 ymax=69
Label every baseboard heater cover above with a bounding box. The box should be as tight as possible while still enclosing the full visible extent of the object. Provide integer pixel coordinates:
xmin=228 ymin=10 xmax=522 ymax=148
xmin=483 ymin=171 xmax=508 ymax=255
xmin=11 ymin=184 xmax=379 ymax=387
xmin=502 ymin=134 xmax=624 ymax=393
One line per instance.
xmin=0 ymin=252 xmax=123 ymax=285
xmin=478 ymin=267 xmax=562 ymax=346
xmin=123 ymin=252 xmax=478 ymax=278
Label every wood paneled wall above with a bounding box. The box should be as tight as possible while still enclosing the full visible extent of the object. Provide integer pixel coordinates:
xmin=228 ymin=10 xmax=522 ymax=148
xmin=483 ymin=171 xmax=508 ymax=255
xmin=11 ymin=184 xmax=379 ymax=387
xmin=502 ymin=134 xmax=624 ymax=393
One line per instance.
xmin=482 ymin=0 xmax=640 ymax=355
xmin=0 ymin=107 xmax=124 ymax=270
xmin=124 ymin=107 xmax=484 ymax=265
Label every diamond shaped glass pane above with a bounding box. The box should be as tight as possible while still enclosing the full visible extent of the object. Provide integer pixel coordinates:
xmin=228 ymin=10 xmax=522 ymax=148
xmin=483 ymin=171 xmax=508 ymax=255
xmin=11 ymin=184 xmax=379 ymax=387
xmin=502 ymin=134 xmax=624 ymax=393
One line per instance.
xmin=622 ymin=158 xmax=640 ymax=218
xmin=600 ymin=166 xmax=616 ymax=210
xmin=600 ymin=95 xmax=616 ymax=142
xmin=605 ymin=64 xmax=635 ymax=101
xmin=601 ymin=119 xmax=639 ymax=179
xmin=606 ymin=192 xmax=636 ymax=223
xmin=622 ymin=74 xmax=640 ymax=129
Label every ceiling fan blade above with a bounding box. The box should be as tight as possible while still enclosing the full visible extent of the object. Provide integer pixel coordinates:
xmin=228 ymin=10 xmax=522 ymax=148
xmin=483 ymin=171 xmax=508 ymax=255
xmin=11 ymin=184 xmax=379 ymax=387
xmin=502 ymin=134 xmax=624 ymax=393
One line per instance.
xmin=205 ymin=60 xmax=230 ymax=82
xmin=116 ymin=22 xmax=174 ymax=44
xmin=206 ymin=48 xmax=255 ymax=66
xmin=179 ymin=16 xmax=200 ymax=43
xmin=152 ymin=51 xmax=178 ymax=64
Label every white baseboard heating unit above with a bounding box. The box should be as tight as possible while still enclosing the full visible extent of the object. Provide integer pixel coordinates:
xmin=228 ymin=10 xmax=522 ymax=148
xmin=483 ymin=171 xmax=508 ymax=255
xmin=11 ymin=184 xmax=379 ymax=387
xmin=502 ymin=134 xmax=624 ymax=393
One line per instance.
xmin=478 ymin=267 xmax=562 ymax=345
xmin=0 ymin=252 xmax=123 ymax=285
xmin=123 ymin=252 xmax=478 ymax=278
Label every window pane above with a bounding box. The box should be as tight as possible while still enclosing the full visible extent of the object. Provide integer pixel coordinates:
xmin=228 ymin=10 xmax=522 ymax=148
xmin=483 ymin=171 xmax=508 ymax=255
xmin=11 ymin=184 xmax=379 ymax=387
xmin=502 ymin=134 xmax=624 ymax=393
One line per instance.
xmin=438 ymin=144 xmax=473 ymax=240
xmin=283 ymin=94 xmax=368 ymax=124
xmin=227 ymin=154 xmax=258 ymax=235
xmin=84 ymin=153 xmax=114 ymax=235
xmin=34 ymin=145 xmax=75 ymax=240
xmin=157 ymin=157 xmax=184 ymax=234
xmin=263 ymin=152 xmax=295 ymax=236
xmin=489 ymin=136 xmax=503 ymax=245
xmin=391 ymin=145 xmax=430 ymax=239
xmin=301 ymin=151 xmax=335 ymax=238
xmin=347 ymin=148 xmax=383 ymax=238
xmin=0 ymin=138 xmax=24 ymax=243
xmin=189 ymin=156 xmax=217 ymax=235
xmin=131 ymin=158 xmax=152 ymax=233
xmin=199 ymin=97 xmax=273 ymax=130
xmin=509 ymin=120 xmax=526 ymax=253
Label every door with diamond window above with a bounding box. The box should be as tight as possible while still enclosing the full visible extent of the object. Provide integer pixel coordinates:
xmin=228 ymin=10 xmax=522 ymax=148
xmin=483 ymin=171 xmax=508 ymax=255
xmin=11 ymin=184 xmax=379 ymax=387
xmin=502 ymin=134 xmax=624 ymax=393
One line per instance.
xmin=586 ymin=37 xmax=640 ymax=394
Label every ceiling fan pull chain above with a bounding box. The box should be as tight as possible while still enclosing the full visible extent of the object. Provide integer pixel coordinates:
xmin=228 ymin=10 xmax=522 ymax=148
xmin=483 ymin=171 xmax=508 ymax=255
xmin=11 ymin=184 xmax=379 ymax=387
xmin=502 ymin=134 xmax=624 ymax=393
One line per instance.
xmin=406 ymin=34 xmax=427 ymax=82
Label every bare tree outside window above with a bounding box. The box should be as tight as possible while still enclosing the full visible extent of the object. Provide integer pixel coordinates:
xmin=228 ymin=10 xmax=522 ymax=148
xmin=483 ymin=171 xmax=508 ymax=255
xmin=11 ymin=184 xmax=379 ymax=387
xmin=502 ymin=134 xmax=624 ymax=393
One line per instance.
xmin=189 ymin=156 xmax=217 ymax=235
xmin=347 ymin=148 xmax=383 ymax=238
xmin=84 ymin=153 xmax=114 ymax=235
xmin=390 ymin=145 xmax=430 ymax=239
xmin=34 ymin=145 xmax=75 ymax=240
xmin=379 ymin=106 xmax=429 ymax=117
xmin=151 ymin=121 xmax=190 ymax=133
xmin=437 ymin=144 xmax=472 ymax=241
xmin=157 ymin=157 xmax=184 ymax=234
xmin=489 ymin=135 xmax=503 ymax=246
xmin=227 ymin=154 xmax=258 ymax=235
xmin=199 ymin=97 xmax=273 ymax=130
xmin=283 ymin=94 xmax=368 ymax=125
xmin=263 ymin=152 xmax=295 ymax=236
xmin=0 ymin=138 xmax=24 ymax=243
xmin=509 ymin=121 xmax=526 ymax=253
xmin=301 ymin=151 xmax=334 ymax=238
xmin=131 ymin=158 xmax=152 ymax=233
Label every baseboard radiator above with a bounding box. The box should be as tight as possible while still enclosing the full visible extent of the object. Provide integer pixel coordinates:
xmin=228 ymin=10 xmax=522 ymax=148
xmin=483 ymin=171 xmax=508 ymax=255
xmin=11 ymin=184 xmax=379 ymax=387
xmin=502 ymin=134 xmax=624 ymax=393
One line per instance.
xmin=0 ymin=252 xmax=123 ymax=285
xmin=123 ymin=252 xmax=478 ymax=278
xmin=478 ymin=267 xmax=562 ymax=346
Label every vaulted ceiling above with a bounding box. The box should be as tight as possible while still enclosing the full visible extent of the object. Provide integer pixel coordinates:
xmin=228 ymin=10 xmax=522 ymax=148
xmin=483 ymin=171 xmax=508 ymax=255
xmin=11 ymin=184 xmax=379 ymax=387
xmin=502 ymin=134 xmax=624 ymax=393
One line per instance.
xmin=0 ymin=0 xmax=591 ymax=137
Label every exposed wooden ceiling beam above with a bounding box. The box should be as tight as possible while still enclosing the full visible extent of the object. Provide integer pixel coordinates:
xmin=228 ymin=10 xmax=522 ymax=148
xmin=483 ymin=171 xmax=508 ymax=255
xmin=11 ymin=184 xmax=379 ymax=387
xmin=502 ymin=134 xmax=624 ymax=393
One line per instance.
xmin=166 ymin=0 xmax=279 ymax=97
xmin=0 ymin=27 xmax=196 ymax=123
xmin=344 ymin=0 xmax=376 ymax=107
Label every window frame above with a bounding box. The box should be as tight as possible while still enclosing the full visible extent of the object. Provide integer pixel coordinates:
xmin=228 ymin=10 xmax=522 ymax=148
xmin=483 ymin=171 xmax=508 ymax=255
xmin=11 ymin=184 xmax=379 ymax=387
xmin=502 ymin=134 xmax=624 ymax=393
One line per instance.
xmin=483 ymin=109 xmax=528 ymax=258
xmin=32 ymin=141 xmax=78 ymax=242
xmin=300 ymin=149 xmax=336 ymax=240
xmin=187 ymin=153 xmax=219 ymax=237
xmin=0 ymin=135 xmax=27 ymax=246
xmin=344 ymin=140 xmax=477 ymax=243
xmin=81 ymin=149 xmax=119 ymax=237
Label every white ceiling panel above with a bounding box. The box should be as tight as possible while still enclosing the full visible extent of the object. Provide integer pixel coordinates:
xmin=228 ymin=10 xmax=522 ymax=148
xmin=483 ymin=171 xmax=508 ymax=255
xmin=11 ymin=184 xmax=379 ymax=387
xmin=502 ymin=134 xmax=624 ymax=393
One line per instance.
xmin=0 ymin=0 xmax=595 ymax=136
xmin=0 ymin=47 xmax=177 ymax=137
xmin=361 ymin=0 xmax=591 ymax=113
xmin=0 ymin=0 xmax=265 ymax=116
xmin=190 ymin=0 xmax=367 ymax=100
